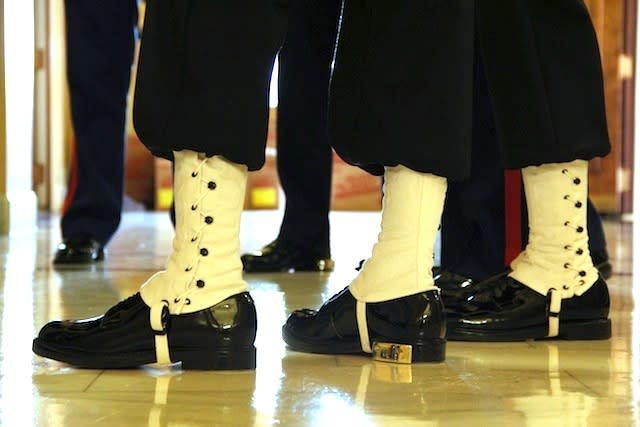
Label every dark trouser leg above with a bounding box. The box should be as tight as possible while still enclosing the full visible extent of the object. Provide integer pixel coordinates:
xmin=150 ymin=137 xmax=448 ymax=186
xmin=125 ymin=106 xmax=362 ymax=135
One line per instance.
xmin=133 ymin=0 xmax=286 ymax=169
xmin=275 ymin=0 xmax=340 ymax=257
xmin=447 ymin=9 xmax=611 ymax=341
xmin=440 ymin=57 xmax=505 ymax=281
xmin=586 ymin=200 xmax=606 ymax=254
xmin=61 ymin=0 xmax=138 ymax=246
xmin=442 ymin=57 xmax=610 ymax=282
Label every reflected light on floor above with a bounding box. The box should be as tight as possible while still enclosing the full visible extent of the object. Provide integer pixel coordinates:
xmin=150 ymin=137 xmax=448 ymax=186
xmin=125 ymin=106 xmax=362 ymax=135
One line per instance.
xmin=317 ymin=393 xmax=373 ymax=427
xmin=1 ymin=238 xmax=36 ymax=426
xmin=10 ymin=212 xmax=638 ymax=426
xmin=507 ymin=344 xmax=597 ymax=427
xmin=252 ymin=285 xmax=287 ymax=425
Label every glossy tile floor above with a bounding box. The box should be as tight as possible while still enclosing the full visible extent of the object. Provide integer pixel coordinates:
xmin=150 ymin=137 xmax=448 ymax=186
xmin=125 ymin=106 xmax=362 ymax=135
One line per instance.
xmin=1 ymin=210 xmax=637 ymax=426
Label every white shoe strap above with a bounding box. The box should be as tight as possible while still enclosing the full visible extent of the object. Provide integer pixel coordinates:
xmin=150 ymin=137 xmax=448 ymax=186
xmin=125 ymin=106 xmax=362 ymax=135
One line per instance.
xmin=150 ymin=302 xmax=172 ymax=365
xmin=356 ymin=300 xmax=372 ymax=353
xmin=547 ymin=288 xmax=562 ymax=338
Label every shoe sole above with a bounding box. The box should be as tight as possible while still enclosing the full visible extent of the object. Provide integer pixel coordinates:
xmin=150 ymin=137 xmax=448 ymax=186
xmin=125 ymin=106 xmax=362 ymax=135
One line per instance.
xmin=53 ymin=254 xmax=105 ymax=267
xmin=447 ymin=318 xmax=612 ymax=342
xmin=32 ymin=339 xmax=256 ymax=370
xmin=282 ymin=326 xmax=446 ymax=363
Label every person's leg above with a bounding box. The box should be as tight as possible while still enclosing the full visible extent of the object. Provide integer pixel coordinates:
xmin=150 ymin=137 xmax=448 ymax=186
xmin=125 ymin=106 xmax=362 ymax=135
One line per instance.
xmin=33 ymin=0 xmax=286 ymax=370
xmin=449 ymin=159 xmax=611 ymax=341
xmin=447 ymin=1 xmax=611 ymax=341
xmin=434 ymin=55 xmax=507 ymax=305
xmin=282 ymin=1 xmax=476 ymax=364
xmin=522 ymin=190 xmax=612 ymax=278
xmin=55 ymin=0 xmax=138 ymax=264
xmin=283 ymin=165 xmax=448 ymax=363
xmin=36 ymin=151 xmax=258 ymax=369
xmin=241 ymin=0 xmax=340 ymax=273
xmin=439 ymin=55 xmax=505 ymax=281
xmin=438 ymin=50 xmax=613 ymax=312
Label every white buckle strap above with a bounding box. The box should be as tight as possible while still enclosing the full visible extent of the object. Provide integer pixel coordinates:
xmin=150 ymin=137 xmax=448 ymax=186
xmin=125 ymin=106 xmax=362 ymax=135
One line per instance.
xmin=356 ymin=300 xmax=372 ymax=353
xmin=150 ymin=301 xmax=172 ymax=365
xmin=547 ymin=288 xmax=562 ymax=338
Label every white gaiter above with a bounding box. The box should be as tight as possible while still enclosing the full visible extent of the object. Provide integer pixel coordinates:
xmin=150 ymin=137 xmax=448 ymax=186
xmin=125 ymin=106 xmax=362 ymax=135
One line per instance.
xmin=349 ymin=165 xmax=447 ymax=303
xmin=509 ymin=160 xmax=599 ymax=299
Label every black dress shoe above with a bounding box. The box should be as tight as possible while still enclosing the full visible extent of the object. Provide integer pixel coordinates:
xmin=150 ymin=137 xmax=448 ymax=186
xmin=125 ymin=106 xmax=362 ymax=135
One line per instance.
xmin=241 ymin=239 xmax=334 ymax=273
xmin=436 ymin=248 xmax=612 ymax=312
xmin=32 ymin=292 xmax=257 ymax=370
xmin=447 ymin=275 xmax=611 ymax=342
xmin=53 ymin=234 xmax=104 ymax=265
xmin=282 ymin=287 xmax=446 ymax=363
xmin=435 ymin=268 xmax=485 ymax=311
xmin=436 ymin=269 xmax=514 ymax=315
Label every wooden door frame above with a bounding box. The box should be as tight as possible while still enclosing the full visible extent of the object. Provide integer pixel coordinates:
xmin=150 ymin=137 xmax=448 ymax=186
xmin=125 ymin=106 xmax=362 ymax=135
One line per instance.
xmin=623 ymin=0 xmax=637 ymax=214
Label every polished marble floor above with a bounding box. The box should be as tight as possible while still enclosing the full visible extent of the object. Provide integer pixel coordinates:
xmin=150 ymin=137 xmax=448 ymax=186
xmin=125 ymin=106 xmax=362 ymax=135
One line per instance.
xmin=0 ymin=210 xmax=637 ymax=426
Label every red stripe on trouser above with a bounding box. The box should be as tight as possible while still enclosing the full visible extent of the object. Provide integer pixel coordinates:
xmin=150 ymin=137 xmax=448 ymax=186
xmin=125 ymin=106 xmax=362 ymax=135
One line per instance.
xmin=62 ymin=140 xmax=79 ymax=215
xmin=504 ymin=169 xmax=522 ymax=266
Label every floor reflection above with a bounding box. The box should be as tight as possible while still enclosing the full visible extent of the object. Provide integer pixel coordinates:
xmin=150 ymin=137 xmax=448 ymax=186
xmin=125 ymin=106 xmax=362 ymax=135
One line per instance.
xmin=0 ymin=212 xmax=636 ymax=426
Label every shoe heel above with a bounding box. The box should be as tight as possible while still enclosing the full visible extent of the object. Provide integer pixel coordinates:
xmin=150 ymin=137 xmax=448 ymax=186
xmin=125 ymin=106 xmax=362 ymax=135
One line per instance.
xmin=372 ymin=339 xmax=446 ymax=364
xmin=559 ymin=318 xmax=611 ymax=340
xmin=177 ymin=345 xmax=257 ymax=370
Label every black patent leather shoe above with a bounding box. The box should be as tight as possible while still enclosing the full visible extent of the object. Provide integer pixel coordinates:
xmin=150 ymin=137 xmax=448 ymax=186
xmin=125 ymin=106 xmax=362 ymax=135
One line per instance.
xmin=447 ymin=275 xmax=611 ymax=342
xmin=282 ymin=287 xmax=446 ymax=363
xmin=437 ymin=269 xmax=513 ymax=315
xmin=436 ymin=249 xmax=612 ymax=313
xmin=32 ymin=292 xmax=257 ymax=370
xmin=53 ymin=234 xmax=104 ymax=265
xmin=434 ymin=269 xmax=497 ymax=312
xmin=242 ymin=239 xmax=334 ymax=273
